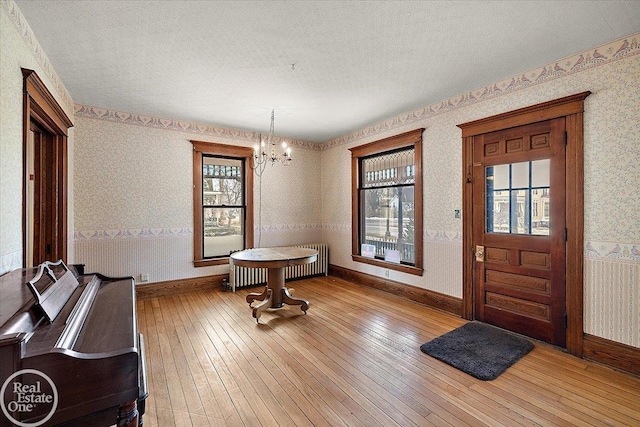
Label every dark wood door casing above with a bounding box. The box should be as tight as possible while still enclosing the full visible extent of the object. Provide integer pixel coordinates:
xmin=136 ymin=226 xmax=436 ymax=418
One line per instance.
xmin=22 ymin=69 xmax=73 ymax=266
xmin=458 ymin=91 xmax=590 ymax=357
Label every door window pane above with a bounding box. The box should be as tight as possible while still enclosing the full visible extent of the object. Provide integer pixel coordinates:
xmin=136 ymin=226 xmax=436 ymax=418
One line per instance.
xmin=492 ymin=164 xmax=509 ymax=188
xmin=531 ymin=159 xmax=550 ymax=187
xmin=488 ymin=190 xmax=510 ymax=232
xmin=511 ymin=162 xmax=529 ymax=188
xmin=486 ymin=160 xmax=550 ymax=236
xmin=531 ymin=189 xmax=550 ymax=235
xmin=510 ymin=189 xmax=530 ymax=234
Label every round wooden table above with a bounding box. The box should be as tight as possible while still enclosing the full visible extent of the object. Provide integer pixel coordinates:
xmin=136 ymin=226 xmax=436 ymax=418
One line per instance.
xmin=230 ymin=247 xmax=318 ymax=322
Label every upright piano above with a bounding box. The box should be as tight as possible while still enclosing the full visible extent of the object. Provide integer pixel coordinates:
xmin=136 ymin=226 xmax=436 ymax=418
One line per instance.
xmin=0 ymin=260 xmax=147 ymax=426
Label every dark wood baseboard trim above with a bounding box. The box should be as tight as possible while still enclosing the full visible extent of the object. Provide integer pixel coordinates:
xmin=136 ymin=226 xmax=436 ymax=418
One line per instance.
xmin=329 ymin=264 xmax=462 ymax=316
xmin=136 ymin=274 xmax=228 ymax=300
xmin=583 ymin=334 xmax=640 ymax=377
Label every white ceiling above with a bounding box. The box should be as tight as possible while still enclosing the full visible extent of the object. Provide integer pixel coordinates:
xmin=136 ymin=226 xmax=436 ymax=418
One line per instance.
xmin=14 ymin=1 xmax=640 ymax=142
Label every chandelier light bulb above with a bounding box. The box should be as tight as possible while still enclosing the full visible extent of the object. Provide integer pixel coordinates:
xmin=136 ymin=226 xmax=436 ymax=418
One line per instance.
xmin=251 ymin=109 xmax=292 ymax=176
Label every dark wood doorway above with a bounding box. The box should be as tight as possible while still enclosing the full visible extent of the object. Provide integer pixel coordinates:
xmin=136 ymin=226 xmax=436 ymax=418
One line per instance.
xmin=472 ymin=118 xmax=566 ymax=346
xmin=22 ymin=69 xmax=73 ymax=267
xmin=458 ymin=92 xmax=590 ymax=356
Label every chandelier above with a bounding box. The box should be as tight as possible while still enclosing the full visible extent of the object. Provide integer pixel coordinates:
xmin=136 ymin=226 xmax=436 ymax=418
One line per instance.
xmin=252 ymin=109 xmax=291 ymax=176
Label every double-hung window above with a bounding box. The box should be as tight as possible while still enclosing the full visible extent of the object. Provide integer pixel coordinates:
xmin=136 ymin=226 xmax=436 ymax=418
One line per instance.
xmin=191 ymin=141 xmax=254 ymax=267
xmin=349 ymin=129 xmax=423 ymax=275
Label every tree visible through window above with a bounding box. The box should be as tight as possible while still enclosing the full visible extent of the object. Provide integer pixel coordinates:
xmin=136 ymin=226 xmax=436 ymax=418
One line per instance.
xmin=349 ymin=129 xmax=423 ymax=276
xmin=191 ymin=141 xmax=254 ymax=267
xmin=361 ymin=150 xmax=416 ymax=263
xmin=202 ymin=157 xmax=244 ymax=257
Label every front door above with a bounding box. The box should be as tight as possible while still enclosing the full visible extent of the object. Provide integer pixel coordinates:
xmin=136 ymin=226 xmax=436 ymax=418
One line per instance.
xmin=472 ymin=118 xmax=567 ymax=347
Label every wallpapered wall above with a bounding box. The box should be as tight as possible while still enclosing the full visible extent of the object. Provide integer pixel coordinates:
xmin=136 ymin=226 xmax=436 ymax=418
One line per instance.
xmin=321 ymin=35 xmax=640 ymax=347
xmin=72 ymin=111 xmax=323 ymax=282
xmin=0 ymin=0 xmax=75 ymax=275
xmin=2 ymin=0 xmax=638 ymax=348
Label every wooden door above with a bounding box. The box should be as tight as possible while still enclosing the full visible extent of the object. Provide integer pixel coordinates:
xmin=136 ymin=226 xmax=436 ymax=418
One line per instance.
xmin=22 ymin=68 xmax=72 ymax=267
xmin=30 ymin=122 xmax=60 ymax=265
xmin=473 ymin=118 xmax=567 ymax=346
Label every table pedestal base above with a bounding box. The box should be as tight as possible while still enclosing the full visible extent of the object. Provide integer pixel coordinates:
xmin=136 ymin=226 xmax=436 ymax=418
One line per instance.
xmin=245 ymin=267 xmax=309 ymax=322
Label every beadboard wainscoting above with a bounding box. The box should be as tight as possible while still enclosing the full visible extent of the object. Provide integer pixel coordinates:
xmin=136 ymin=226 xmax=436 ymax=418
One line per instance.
xmin=585 ymin=241 xmax=640 ymax=348
xmin=424 ymin=232 xmax=463 ymax=299
xmin=73 ymin=225 xmax=324 ymax=284
xmin=74 ymin=230 xmax=217 ymax=283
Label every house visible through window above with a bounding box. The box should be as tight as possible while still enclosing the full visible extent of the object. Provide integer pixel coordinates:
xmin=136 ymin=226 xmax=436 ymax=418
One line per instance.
xmin=485 ymin=159 xmax=550 ymax=236
xmin=361 ymin=149 xmax=416 ymax=263
xmin=349 ymin=129 xmax=423 ymax=276
xmin=191 ymin=141 xmax=254 ymax=267
xmin=202 ymin=157 xmax=244 ymax=258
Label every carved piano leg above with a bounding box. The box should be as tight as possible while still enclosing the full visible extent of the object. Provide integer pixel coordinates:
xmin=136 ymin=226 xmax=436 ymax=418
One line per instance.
xmin=117 ymin=400 xmax=139 ymax=427
xmin=282 ymin=287 xmax=310 ymax=314
xmin=246 ymin=286 xmax=270 ymax=305
xmin=252 ymin=288 xmax=273 ymax=322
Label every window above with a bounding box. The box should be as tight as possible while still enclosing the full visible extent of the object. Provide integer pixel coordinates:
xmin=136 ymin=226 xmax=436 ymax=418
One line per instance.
xmin=191 ymin=141 xmax=253 ymax=267
xmin=485 ymin=159 xmax=550 ymax=236
xmin=349 ymin=129 xmax=423 ymax=275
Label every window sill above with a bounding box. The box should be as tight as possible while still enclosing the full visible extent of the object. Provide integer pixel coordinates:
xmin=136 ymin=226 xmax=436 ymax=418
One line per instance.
xmin=352 ymin=255 xmax=423 ymax=276
xmin=194 ymin=258 xmax=229 ymax=268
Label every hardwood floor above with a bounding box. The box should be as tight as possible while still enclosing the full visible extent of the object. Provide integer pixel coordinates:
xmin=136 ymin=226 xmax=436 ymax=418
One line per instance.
xmin=136 ymin=276 xmax=640 ymax=426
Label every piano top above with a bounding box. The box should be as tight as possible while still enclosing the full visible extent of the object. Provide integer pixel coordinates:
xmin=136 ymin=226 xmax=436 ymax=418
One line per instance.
xmin=0 ymin=261 xmax=146 ymax=427
xmin=0 ymin=262 xmax=137 ymax=356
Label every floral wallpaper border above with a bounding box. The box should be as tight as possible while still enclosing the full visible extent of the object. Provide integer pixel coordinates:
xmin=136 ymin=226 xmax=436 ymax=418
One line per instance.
xmin=322 ymin=33 xmax=640 ymax=150
xmin=258 ymin=223 xmax=323 ymax=232
xmin=585 ymin=241 xmax=640 ymax=262
xmin=73 ymin=225 xmax=461 ymax=241
xmin=73 ymin=104 xmax=320 ymax=151
xmin=74 ymin=228 xmax=194 ymax=240
xmin=73 ymin=224 xmax=322 ymax=240
xmin=425 ymin=230 xmax=462 ymax=243
xmin=1 ymin=0 xmax=74 ymax=113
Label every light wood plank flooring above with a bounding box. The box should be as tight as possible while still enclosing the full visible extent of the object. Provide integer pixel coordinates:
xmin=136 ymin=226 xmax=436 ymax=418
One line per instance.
xmin=136 ymin=276 xmax=640 ymax=426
